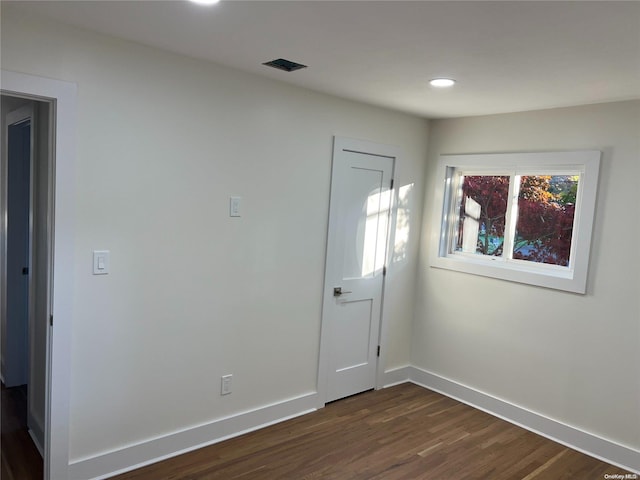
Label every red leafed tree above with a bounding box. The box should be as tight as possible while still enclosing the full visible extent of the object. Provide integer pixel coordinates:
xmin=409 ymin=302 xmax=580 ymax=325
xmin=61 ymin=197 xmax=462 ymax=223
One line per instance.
xmin=513 ymin=176 xmax=576 ymax=266
xmin=460 ymin=175 xmax=577 ymax=265
xmin=460 ymin=176 xmax=510 ymax=255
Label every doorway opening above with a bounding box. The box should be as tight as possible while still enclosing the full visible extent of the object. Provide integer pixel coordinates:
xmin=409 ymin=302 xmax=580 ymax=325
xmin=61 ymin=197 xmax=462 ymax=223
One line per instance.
xmin=2 ymin=69 xmax=76 ymax=480
xmin=1 ymin=94 xmax=53 ymax=480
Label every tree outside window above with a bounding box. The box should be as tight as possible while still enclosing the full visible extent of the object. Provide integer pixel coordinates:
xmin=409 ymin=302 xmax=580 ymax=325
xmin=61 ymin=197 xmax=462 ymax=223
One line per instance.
xmin=456 ymin=175 xmax=579 ymax=266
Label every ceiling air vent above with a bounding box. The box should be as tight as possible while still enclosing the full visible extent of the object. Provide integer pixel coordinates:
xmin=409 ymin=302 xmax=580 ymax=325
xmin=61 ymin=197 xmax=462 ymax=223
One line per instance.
xmin=262 ymin=58 xmax=308 ymax=72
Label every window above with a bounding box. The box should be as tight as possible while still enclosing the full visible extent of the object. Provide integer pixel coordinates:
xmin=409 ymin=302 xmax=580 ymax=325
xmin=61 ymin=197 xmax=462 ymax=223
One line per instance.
xmin=430 ymin=151 xmax=600 ymax=293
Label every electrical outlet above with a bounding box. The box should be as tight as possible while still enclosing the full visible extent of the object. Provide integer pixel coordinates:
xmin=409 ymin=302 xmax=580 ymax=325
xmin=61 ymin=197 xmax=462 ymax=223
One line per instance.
xmin=221 ymin=374 xmax=232 ymax=395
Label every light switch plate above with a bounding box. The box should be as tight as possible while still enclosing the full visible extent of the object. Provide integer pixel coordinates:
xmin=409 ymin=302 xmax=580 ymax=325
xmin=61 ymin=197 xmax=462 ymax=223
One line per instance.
xmin=93 ymin=250 xmax=110 ymax=275
xmin=221 ymin=374 xmax=233 ymax=395
xmin=230 ymin=196 xmax=241 ymax=217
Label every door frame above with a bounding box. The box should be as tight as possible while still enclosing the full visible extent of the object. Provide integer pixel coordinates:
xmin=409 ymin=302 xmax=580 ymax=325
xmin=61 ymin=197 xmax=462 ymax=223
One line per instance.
xmin=2 ymin=69 xmax=77 ymax=480
xmin=317 ymin=136 xmax=399 ymax=407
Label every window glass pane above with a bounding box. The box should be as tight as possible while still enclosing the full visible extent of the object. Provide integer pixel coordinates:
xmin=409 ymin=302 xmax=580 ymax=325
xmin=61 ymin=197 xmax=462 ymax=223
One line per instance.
xmin=513 ymin=175 xmax=579 ymax=266
xmin=454 ymin=175 xmax=510 ymax=256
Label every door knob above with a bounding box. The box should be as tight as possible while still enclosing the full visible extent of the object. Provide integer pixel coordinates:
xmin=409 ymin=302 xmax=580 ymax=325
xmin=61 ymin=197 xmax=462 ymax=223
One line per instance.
xmin=333 ymin=287 xmax=352 ymax=297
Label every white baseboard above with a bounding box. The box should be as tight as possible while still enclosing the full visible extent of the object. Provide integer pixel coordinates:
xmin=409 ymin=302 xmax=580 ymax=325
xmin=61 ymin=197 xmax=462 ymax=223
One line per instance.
xmin=382 ymin=365 xmax=411 ymax=387
xmin=66 ymin=369 xmax=639 ymax=479
xmin=68 ymin=392 xmax=318 ymax=480
xmin=28 ymin=428 xmax=44 ymax=457
xmin=408 ymin=366 xmax=640 ymax=474
xmin=27 ymin=410 xmax=45 ymax=457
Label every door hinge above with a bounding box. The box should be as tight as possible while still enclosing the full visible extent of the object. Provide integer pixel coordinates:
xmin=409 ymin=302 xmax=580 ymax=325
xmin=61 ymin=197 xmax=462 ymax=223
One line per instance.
xmin=49 ymin=314 xmax=53 ymax=326
xmin=390 ymin=179 xmax=394 ymax=190
xmin=377 ymin=345 xmax=381 ymax=357
xmin=383 ymin=266 xmax=387 ymax=276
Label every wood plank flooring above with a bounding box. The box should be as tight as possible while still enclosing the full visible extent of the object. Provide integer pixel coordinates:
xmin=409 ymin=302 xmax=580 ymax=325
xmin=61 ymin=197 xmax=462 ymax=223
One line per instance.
xmin=1 ymin=382 xmax=43 ymax=480
xmin=113 ymin=383 xmax=634 ymax=480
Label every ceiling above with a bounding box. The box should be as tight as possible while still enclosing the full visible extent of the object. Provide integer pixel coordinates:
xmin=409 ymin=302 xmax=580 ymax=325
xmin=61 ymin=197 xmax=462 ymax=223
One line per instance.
xmin=6 ymin=0 xmax=640 ymax=119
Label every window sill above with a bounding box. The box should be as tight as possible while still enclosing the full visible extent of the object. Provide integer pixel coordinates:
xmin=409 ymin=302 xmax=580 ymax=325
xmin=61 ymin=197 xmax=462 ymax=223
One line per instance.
xmin=431 ymin=254 xmax=583 ymax=292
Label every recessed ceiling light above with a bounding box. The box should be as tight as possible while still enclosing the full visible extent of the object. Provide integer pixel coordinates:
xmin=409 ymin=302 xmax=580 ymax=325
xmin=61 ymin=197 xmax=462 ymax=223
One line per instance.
xmin=188 ymin=0 xmax=220 ymax=5
xmin=430 ymin=78 xmax=456 ymax=88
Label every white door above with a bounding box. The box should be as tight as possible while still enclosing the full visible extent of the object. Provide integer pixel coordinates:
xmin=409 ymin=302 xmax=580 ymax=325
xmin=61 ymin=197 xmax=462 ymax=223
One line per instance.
xmin=319 ymin=137 xmax=395 ymax=403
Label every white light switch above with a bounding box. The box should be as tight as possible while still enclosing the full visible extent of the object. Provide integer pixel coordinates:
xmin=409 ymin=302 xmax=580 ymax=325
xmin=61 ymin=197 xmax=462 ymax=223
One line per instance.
xmin=230 ymin=196 xmax=242 ymax=217
xmin=93 ymin=250 xmax=110 ymax=275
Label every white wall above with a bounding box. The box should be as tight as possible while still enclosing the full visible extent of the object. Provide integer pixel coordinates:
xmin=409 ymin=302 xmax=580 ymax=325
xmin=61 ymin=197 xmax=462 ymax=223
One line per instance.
xmin=415 ymin=101 xmax=640 ymax=451
xmin=1 ymin=6 xmax=427 ymax=465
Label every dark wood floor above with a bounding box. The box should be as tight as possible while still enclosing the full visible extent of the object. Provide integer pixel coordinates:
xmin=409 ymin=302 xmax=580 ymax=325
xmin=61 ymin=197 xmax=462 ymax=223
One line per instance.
xmin=1 ymin=382 xmax=43 ymax=480
xmin=113 ymin=383 xmax=633 ymax=480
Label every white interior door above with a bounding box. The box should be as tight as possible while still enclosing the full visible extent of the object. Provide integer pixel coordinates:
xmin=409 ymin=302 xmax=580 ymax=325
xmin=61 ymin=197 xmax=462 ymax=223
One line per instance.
xmin=320 ymin=137 xmax=395 ymax=403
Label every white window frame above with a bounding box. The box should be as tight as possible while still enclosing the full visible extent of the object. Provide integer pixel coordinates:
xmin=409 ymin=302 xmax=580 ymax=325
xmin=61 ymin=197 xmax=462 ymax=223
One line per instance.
xmin=430 ymin=151 xmax=601 ymax=294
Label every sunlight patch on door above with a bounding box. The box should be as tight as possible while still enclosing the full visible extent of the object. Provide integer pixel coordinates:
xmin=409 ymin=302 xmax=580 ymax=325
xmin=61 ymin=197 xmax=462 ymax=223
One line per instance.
xmin=342 ymin=167 xmax=390 ymax=279
xmin=361 ymin=188 xmax=391 ymax=277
